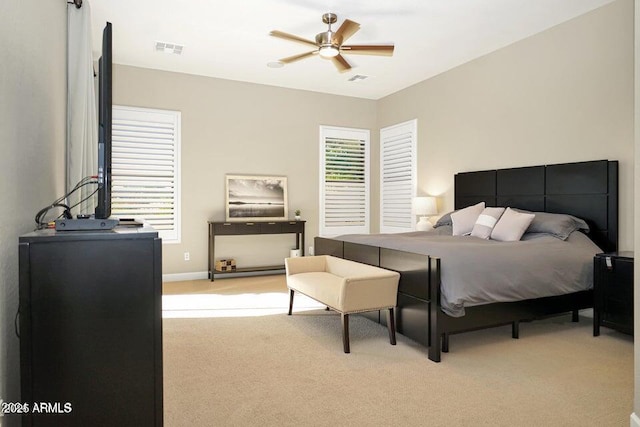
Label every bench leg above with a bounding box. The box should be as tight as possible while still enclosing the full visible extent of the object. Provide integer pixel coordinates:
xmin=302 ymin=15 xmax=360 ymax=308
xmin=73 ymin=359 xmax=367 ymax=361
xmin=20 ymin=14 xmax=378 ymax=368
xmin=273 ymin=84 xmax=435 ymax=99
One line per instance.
xmin=288 ymin=289 xmax=294 ymax=315
xmin=386 ymin=308 xmax=396 ymax=345
xmin=442 ymin=333 xmax=449 ymax=353
xmin=512 ymin=321 xmax=520 ymax=339
xmin=342 ymin=313 xmax=350 ymax=353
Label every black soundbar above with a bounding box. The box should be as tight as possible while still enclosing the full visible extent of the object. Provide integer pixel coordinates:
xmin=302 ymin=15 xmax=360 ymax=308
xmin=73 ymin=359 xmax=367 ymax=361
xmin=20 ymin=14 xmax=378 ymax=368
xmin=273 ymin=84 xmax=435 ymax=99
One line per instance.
xmin=55 ymin=218 xmax=119 ymax=231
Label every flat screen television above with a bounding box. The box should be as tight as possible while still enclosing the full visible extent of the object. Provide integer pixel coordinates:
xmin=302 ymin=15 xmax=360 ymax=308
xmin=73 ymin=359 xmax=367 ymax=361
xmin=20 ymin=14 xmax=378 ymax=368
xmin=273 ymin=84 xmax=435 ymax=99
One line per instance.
xmin=95 ymin=22 xmax=112 ymax=219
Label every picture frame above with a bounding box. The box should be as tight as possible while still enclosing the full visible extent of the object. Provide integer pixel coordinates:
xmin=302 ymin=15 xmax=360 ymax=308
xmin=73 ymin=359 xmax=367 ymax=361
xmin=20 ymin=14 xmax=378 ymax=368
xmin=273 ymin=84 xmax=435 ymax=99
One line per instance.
xmin=225 ymin=175 xmax=288 ymax=221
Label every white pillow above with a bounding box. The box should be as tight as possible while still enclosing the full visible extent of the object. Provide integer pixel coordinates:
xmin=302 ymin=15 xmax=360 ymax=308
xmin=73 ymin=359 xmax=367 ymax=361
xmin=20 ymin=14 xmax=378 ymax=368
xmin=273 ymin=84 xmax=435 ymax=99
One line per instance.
xmin=491 ymin=207 xmax=535 ymax=242
xmin=451 ymin=202 xmax=485 ymax=236
xmin=471 ymin=207 xmax=505 ymax=239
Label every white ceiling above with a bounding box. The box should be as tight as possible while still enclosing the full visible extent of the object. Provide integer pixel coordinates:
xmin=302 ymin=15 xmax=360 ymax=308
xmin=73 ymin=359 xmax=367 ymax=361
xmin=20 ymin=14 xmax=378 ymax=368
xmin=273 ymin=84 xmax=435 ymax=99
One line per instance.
xmin=89 ymin=0 xmax=614 ymax=100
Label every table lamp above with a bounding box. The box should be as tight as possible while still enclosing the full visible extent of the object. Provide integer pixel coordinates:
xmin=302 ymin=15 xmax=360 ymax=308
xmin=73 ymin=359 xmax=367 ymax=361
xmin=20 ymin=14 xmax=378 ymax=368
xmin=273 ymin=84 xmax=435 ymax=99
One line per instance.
xmin=413 ymin=196 xmax=437 ymax=231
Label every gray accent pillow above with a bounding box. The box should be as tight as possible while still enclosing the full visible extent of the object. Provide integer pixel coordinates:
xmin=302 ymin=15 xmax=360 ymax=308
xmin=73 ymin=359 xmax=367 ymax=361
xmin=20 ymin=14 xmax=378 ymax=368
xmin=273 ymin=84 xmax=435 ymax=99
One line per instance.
xmin=434 ymin=211 xmax=453 ymax=228
xmin=451 ymin=202 xmax=485 ymax=236
xmin=513 ymin=209 xmax=590 ymax=240
xmin=491 ymin=208 xmax=535 ymax=241
xmin=470 ymin=207 xmax=505 ymax=239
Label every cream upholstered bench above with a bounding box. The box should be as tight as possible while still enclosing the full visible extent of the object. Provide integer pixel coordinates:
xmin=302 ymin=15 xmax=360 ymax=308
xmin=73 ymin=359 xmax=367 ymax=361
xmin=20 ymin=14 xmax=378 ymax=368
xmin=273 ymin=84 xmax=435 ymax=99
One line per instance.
xmin=284 ymin=255 xmax=400 ymax=353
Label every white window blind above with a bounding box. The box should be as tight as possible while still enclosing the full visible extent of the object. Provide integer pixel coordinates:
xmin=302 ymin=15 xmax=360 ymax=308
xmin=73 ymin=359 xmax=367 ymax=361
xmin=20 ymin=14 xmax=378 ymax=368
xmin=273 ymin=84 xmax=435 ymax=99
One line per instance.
xmin=319 ymin=126 xmax=370 ymax=236
xmin=111 ymin=105 xmax=181 ymax=242
xmin=380 ymin=119 xmax=417 ymax=233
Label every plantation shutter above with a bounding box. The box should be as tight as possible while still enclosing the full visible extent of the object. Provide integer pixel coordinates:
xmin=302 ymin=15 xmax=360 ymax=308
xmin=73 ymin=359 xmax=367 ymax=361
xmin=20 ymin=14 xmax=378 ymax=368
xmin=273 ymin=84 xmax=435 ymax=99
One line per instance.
xmin=380 ymin=119 xmax=417 ymax=233
xmin=319 ymin=126 xmax=370 ymax=236
xmin=111 ymin=105 xmax=181 ymax=242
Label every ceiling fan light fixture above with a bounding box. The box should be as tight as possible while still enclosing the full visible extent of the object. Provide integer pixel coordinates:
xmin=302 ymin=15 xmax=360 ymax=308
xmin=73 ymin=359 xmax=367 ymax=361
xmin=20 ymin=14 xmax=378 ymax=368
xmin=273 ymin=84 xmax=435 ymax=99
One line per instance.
xmin=270 ymin=13 xmax=393 ymax=72
xmin=319 ymin=45 xmax=339 ymax=58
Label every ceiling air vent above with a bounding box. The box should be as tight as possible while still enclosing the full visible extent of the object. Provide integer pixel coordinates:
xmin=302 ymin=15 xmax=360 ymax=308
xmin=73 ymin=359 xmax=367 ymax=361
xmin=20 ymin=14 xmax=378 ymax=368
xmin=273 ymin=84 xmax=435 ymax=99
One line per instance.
xmin=155 ymin=41 xmax=184 ymax=55
xmin=348 ymin=75 xmax=368 ymax=82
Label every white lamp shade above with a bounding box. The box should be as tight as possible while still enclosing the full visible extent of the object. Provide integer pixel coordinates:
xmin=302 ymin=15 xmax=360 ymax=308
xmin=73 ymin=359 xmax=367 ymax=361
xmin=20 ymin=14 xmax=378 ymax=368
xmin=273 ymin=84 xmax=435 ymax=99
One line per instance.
xmin=412 ymin=197 xmax=437 ymax=216
xmin=413 ymin=196 xmax=437 ymax=231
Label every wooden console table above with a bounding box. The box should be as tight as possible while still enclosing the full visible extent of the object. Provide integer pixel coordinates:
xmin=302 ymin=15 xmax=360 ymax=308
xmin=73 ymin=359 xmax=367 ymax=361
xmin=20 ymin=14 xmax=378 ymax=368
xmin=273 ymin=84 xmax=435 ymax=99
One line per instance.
xmin=208 ymin=220 xmax=305 ymax=281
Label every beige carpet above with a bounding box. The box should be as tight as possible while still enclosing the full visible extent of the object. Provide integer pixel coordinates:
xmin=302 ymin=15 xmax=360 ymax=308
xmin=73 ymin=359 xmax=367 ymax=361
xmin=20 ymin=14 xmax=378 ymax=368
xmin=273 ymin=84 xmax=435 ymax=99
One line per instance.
xmin=162 ymin=275 xmax=633 ymax=427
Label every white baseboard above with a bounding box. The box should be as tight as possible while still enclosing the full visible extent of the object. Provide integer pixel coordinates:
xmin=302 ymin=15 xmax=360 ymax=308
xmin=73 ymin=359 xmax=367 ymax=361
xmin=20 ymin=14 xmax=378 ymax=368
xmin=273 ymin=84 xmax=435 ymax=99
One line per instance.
xmin=162 ymin=269 xmax=286 ymax=282
xmin=162 ymin=271 xmax=208 ymax=282
xmin=631 ymin=412 xmax=640 ymax=427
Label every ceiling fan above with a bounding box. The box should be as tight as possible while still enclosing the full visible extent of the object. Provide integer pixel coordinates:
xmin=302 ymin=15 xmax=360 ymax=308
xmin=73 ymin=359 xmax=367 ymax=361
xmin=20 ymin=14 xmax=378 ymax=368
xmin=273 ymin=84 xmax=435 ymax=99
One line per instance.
xmin=269 ymin=13 xmax=395 ymax=72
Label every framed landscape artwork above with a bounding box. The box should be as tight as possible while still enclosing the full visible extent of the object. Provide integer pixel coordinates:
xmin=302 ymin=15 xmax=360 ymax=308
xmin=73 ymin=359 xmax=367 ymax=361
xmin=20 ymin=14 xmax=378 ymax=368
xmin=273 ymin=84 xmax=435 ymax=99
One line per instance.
xmin=225 ymin=175 xmax=288 ymax=221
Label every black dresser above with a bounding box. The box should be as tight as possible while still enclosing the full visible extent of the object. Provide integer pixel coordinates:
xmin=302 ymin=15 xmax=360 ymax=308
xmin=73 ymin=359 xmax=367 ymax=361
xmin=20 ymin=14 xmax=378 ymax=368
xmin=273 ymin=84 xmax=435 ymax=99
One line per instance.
xmin=18 ymin=228 xmax=163 ymax=426
xmin=593 ymin=251 xmax=634 ymax=336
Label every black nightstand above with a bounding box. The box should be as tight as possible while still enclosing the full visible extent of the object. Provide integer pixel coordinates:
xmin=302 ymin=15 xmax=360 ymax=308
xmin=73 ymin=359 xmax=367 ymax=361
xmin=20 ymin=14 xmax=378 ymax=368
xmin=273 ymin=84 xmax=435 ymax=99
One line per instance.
xmin=593 ymin=251 xmax=634 ymax=336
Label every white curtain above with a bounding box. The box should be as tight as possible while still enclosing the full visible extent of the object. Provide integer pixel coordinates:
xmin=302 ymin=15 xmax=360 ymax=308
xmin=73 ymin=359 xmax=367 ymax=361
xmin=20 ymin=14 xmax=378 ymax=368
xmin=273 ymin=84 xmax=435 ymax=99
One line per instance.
xmin=67 ymin=0 xmax=97 ymax=214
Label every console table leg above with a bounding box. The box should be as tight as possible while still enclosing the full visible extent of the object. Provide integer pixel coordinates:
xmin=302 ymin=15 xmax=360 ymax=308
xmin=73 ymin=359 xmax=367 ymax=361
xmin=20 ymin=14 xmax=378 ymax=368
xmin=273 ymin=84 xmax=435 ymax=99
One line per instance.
xmin=209 ymin=225 xmax=215 ymax=282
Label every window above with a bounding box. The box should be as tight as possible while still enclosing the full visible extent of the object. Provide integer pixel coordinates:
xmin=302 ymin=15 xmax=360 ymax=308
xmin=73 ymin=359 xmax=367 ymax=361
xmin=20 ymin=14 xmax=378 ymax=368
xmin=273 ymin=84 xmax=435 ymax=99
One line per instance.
xmin=111 ymin=105 xmax=181 ymax=242
xmin=379 ymin=119 xmax=417 ymax=233
xmin=319 ymin=126 xmax=370 ymax=236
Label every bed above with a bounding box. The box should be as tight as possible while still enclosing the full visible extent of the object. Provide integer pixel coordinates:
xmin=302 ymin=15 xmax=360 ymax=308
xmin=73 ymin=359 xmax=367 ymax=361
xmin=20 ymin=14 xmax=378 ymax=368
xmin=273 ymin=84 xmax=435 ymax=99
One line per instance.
xmin=315 ymin=160 xmax=618 ymax=362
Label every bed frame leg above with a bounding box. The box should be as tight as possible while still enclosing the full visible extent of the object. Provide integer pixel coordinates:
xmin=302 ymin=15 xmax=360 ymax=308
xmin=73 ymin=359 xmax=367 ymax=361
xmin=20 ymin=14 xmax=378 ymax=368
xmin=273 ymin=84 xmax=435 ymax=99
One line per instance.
xmin=387 ymin=308 xmax=396 ymax=345
xmin=512 ymin=321 xmax=519 ymax=339
xmin=571 ymin=310 xmax=579 ymax=322
xmin=429 ymin=339 xmax=441 ymax=362
xmin=428 ymin=257 xmax=442 ymax=362
xmin=441 ymin=333 xmax=449 ymax=352
xmin=342 ymin=313 xmax=350 ymax=353
xmin=288 ymin=289 xmax=294 ymax=315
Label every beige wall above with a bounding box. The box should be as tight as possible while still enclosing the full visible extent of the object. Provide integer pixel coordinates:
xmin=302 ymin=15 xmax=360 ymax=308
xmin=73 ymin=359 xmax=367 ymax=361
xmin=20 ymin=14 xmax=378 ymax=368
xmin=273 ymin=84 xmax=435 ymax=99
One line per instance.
xmin=0 ymin=0 xmax=67 ymax=422
xmin=116 ymin=0 xmax=634 ymax=275
xmin=378 ymin=0 xmax=634 ymax=251
xmin=113 ymin=65 xmax=377 ymax=274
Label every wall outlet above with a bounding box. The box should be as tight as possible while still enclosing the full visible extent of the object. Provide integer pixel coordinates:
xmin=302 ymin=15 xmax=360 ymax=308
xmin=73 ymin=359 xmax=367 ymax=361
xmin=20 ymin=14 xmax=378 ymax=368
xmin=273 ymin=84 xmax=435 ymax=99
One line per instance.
xmin=184 ymin=252 xmax=190 ymax=261
xmin=308 ymin=246 xmax=314 ymax=256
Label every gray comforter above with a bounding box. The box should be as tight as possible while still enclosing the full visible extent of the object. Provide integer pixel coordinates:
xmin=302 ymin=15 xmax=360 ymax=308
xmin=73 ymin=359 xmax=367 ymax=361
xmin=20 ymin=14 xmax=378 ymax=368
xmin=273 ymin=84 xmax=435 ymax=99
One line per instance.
xmin=336 ymin=226 xmax=601 ymax=317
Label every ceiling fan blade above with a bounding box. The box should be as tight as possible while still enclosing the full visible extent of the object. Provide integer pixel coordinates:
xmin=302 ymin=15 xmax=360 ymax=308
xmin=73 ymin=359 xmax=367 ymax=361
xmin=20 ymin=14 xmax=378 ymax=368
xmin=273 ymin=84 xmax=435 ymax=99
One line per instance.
xmin=331 ymin=54 xmax=351 ymax=73
xmin=334 ymin=19 xmax=360 ymax=43
xmin=341 ymin=44 xmax=394 ymax=56
xmin=278 ymin=51 xmax=317 ymax=64
xmin=269 ymin=30 xmax=317 ymax=47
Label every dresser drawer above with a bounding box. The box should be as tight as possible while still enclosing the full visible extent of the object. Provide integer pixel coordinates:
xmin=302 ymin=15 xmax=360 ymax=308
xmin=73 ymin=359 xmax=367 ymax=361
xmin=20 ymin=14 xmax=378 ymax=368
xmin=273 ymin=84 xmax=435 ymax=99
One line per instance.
xmin=602 ymin=257 xmax=633 ymax=289
xmin=281 ymin=221 xmax=303 ymax=232
xmin=213 ymin=223 xmax=238 ymax=235
xmin=260 ymin=222 xmax=282 ymax=234
xmin=236 ymin=222 xmax=261 ymax=233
